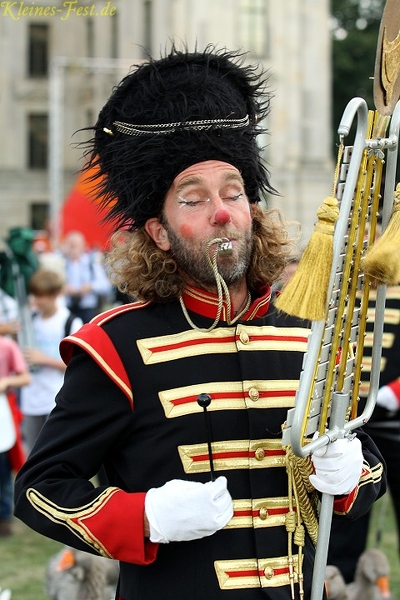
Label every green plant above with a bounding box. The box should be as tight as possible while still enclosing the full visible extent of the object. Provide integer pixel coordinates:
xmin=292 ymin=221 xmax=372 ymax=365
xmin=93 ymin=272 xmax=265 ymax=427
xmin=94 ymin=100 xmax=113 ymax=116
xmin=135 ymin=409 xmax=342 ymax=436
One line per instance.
xmin=0 ymin=519 xmax=60 ymax=600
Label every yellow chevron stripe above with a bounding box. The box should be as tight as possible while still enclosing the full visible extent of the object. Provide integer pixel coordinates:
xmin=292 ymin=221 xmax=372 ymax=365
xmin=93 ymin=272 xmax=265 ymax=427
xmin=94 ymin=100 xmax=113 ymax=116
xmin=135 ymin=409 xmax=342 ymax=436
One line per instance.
xmin=137 ymin=327 xmax=237 ymax=364
xmin=178 ymin=439 xmax=286 ymax=474
xmin=334 ymin=461 xmax=384 ymax=515
xmin=366 ymin=306 xmax=400 ymax=325
xmin=159 ymin=379 xmax=299 ymax=418
xmin=227 ymin=497 xmax=295 ymax=529
xmin=26 ymin=487 xmax=120 ymax=558
xmin=359 ymin=357 xmax=387 ymax=393
xmin=359 ymin=461 xmax=384 ymax=488
xmin=236 ymin=325 xmax=309 ymax=354
xmin=214 ymin=555 xmax=301 ymax=590
xmin=364 ymin=332 xmax=394 ymax=349
xmin=371 ymin=287 xmax=400 ymax=301
xmin=137 ymin=325 xmax=309 ymax=365
xmin=382 ymin=308 xmax=400 ymax=325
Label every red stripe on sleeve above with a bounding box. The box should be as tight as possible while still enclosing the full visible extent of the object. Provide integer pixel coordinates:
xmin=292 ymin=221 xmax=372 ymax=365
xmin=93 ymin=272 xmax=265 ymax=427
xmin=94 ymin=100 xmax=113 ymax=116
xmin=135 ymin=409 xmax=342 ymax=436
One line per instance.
xmin=71 ymin=490 xmax=158 ymax=565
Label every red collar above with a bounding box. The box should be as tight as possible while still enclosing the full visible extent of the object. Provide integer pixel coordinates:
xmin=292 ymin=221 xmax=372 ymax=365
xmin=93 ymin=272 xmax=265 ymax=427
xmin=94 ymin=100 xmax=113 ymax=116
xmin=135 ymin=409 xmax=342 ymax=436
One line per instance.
xmin=181 ymin=285 xmax=271 ymax=322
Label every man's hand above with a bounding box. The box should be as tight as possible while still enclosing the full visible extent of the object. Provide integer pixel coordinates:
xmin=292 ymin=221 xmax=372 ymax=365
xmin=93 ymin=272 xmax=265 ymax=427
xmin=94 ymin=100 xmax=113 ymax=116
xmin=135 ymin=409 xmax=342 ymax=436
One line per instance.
xmin=309 ymin=435 xmax=363 ymax=495
xmin=144 ymin=476 xmax=233 ymax=543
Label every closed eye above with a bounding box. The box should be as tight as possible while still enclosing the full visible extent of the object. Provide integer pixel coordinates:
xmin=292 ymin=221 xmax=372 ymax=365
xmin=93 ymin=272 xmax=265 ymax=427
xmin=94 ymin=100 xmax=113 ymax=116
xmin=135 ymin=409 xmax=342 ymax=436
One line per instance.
xmin=221 ymin=193 xmax=244 ymax=202
xmin=178 ymin=196 xmax=209 ymax=207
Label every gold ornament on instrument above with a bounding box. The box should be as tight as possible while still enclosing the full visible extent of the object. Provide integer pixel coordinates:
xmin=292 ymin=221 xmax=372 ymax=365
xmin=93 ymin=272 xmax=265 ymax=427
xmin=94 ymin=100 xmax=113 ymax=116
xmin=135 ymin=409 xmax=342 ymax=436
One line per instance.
xmin=374 ymin=0 xmax=400 ymax=116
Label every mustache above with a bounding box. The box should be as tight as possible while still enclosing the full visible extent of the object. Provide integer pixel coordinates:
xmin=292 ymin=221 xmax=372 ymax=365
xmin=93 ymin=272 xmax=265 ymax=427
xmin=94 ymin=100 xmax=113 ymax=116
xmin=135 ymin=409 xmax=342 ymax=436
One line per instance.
xmin=202 ymin=229 xmax=238 ymax=249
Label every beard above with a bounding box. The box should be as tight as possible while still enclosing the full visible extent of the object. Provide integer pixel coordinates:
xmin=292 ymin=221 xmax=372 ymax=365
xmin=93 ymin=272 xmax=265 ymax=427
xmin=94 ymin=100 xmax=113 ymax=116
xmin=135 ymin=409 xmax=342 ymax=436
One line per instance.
xmin=161 ymin=219 xmax=254 ymax=289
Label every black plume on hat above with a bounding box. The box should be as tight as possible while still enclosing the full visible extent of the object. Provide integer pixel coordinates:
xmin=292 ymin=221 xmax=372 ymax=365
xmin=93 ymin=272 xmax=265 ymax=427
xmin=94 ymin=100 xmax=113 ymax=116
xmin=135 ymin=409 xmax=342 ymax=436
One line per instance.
xmin=85 ymin=45 xmax=274 ymax=230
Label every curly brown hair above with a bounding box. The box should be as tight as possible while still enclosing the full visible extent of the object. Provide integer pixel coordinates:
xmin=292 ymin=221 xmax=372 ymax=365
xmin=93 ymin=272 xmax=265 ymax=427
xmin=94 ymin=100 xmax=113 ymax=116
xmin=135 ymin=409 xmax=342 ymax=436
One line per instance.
xmin=105 ymin=204 xmax=298 ymax=303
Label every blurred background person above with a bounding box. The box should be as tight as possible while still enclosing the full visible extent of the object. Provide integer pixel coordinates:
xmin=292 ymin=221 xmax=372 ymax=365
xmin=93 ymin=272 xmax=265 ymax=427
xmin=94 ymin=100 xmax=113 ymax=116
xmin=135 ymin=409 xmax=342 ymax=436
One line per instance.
xmin=0 ymin=288 xmax=20 ymax=339
xmin=20 ymin=269 xmax=83 ymax=454
xmin=272 ymin=253 xmax=301 ymax=298
xmin=62 ymin=231 xmax=112 ymax=323
xmin=32 ymin=230 xmax=66 ymax=280
xmin=0 ymin=332 xmax=30 ymax=537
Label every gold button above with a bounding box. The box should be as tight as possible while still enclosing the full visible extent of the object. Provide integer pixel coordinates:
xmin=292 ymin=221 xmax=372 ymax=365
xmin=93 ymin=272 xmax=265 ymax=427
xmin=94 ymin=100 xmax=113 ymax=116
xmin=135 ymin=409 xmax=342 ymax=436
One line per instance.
xmin=255 ymin=447 xmax=265 ymax=461
xmin=239 ymin=331 xmax=249 ymax=344
xmin=248 ymin=387 xmax=259 ymax=401
xmin=264 ymin=567 xmax=274 ymax=580
xmin=259 ymin=506 xmax=268 ymax=520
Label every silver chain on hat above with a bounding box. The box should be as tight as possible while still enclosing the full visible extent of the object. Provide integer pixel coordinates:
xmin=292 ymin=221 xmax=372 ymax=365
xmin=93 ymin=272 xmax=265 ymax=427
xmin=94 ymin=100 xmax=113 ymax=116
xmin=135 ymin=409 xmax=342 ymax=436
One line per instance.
xmin=104 ymin=115 xmax=250 ymax=137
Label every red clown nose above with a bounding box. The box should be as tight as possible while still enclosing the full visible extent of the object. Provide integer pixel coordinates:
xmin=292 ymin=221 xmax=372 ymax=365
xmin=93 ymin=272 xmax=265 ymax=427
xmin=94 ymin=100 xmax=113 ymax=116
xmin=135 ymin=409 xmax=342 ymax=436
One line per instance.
xmin=214 ymin=208 xmax=231 ymax=225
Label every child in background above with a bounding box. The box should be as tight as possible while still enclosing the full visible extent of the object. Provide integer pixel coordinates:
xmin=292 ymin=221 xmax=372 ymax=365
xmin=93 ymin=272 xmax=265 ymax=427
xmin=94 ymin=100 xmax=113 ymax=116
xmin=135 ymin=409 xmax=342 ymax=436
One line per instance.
xmin=20 ymin=269 xmax=83 ymax=453
xmin=0 ymin=335 xmax=30 ymax=536
xmin=0 ymin=289 xmax=20 ymax=338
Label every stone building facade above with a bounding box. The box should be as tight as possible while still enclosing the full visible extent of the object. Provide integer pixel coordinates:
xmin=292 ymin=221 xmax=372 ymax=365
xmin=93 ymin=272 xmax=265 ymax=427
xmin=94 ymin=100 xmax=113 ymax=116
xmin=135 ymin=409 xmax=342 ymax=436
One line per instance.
xmin=0 ymin=0 xmax=333 ymax=247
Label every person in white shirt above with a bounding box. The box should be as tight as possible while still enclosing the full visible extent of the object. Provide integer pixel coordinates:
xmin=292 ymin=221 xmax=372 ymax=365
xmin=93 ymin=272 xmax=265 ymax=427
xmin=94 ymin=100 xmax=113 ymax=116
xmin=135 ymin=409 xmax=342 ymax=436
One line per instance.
xmin=0 ymin=290 xmax=20 ymax=338
xmin=20 ymin=269 xmax=83 ymax=453
xmin=62 ymin=231 xmax=112 ymax=323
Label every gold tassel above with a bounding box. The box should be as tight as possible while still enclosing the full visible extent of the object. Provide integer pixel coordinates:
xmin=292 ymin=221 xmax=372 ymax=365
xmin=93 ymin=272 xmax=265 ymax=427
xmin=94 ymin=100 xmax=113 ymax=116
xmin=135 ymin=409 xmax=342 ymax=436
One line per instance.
xmin=275 ymin=196 xmax=339 ymax=320
xmin=275 ymin=143 xmax=343 ymax=321
xmin=361 ymin=184 xmax=400 ymax=285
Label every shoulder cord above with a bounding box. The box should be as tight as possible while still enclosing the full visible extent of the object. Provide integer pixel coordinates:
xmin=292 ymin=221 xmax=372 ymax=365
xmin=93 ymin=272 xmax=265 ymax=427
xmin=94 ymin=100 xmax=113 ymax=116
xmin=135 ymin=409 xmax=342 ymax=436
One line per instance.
xmin=179 ymin=238 xmax=251 ymax=332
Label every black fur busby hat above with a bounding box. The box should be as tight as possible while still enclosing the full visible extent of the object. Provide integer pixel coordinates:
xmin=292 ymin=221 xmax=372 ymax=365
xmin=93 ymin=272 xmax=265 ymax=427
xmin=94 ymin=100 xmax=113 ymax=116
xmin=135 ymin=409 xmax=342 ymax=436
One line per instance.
xmin=86 ymin=46 xmax=273 ymax=230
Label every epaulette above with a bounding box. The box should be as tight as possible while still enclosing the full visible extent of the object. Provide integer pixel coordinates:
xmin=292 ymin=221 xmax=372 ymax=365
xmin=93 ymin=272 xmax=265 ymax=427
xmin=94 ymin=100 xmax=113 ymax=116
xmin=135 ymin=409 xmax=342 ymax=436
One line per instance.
xmin=59 ymin=301 xmax=150 ymax=408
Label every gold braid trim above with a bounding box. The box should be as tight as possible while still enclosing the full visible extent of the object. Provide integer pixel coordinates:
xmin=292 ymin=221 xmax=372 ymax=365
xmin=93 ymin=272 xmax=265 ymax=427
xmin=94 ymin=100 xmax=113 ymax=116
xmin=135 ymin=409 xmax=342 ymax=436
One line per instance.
xmin=286 ymin=461 xmax=296 ymax=599
xmin=285 ymin=445 xmax=319 ymax=599
xmin=285 ymin=445 xmax=319 ymax=546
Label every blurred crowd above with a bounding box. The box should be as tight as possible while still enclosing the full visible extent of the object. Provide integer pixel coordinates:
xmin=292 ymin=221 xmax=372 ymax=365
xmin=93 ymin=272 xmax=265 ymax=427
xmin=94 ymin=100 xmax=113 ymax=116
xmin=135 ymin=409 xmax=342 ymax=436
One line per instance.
xmin=0 ymin=228 xmax=118 ymax=538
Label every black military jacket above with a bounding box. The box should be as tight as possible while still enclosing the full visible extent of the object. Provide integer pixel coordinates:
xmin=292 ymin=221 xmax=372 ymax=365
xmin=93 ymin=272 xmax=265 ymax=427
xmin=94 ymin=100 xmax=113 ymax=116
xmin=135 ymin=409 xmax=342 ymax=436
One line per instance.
xmin=14 ymin=285 xmax=385 ymax=600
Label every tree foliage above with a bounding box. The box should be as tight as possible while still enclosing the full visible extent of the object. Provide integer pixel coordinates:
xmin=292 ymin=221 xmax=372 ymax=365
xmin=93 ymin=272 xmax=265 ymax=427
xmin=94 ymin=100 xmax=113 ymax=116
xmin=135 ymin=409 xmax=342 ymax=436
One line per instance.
xmin=331 ymin=0 xmax=385 ymax=143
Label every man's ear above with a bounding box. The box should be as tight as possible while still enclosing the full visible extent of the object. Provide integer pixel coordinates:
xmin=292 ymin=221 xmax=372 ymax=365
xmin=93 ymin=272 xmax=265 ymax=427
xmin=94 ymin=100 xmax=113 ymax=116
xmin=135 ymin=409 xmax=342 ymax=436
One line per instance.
xmin=144 ymin=218 xmax=171 ymax=251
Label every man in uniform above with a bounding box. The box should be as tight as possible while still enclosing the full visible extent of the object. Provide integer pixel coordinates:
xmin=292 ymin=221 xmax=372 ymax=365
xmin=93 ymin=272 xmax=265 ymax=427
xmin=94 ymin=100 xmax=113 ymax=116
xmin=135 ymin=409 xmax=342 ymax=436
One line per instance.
xmin=328 ymin=282 xmax=400 ymax=582
xmin=14 ymin=47 xmax=385 ymax=600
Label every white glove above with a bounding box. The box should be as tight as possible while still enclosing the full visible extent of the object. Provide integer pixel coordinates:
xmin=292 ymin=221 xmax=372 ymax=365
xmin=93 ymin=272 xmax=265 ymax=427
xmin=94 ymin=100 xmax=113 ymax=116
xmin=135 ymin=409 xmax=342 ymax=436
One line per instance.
xmin=309 ymin=435 xmax=363 ymax=495
xmin=376 ymin=385 xmax=399 ymax=412
xmin=145 ymin=476 xmax=233 ymax=543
